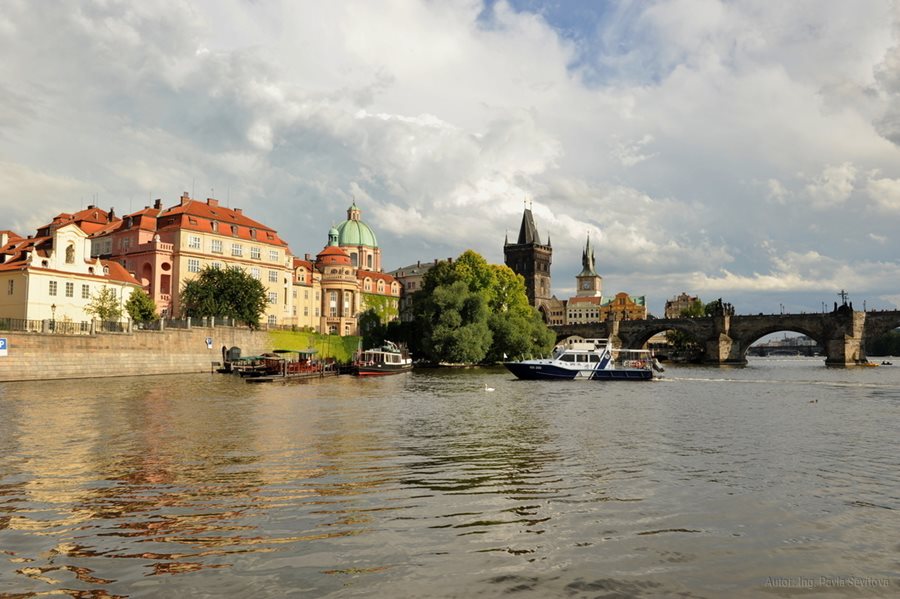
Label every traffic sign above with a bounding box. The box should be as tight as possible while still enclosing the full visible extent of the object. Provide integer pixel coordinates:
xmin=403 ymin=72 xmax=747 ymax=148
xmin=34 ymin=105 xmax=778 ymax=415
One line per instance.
xmin=0 ymin=337 xmax=7 ymax=357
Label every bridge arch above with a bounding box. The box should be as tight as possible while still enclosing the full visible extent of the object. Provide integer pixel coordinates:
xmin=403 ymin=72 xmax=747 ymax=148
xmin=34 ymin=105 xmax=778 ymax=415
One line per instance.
xmin=736 ymin=326 xmax=825 ymax=360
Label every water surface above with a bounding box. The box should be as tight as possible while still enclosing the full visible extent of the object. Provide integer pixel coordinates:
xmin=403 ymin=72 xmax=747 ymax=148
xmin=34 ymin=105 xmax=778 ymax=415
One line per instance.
xmin=1 ymin=358 xmax=898 ymax=597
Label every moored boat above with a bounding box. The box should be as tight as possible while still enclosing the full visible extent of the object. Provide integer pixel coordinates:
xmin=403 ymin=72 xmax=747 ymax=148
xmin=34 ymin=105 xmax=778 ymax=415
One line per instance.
xmin=353 ymin=341 xmax=413 ymax=376
xmin=504 ymin=337 xmax=663 ymax=381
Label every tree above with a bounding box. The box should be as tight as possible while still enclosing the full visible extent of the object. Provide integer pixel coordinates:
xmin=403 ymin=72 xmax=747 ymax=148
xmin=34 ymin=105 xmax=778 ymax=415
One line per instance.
xmin=180 ymin=266 xmax=268 ymax=328
xmin=421 ymin=280 xmax=492 ymax=363
xmin=666 ymin=299 xmax=705 ymax=358
xmin=412 ymin=250 xmax=554 ymax=364
xmin=85 ymin=286 xmax=123 ymax=321
xmin=125 ymin=289 xmax=158 ymax=323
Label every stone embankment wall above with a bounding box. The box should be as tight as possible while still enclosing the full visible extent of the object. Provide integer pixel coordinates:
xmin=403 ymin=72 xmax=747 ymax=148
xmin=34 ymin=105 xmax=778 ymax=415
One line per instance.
xmin=0 ymin=328 xmax=270 ymax=382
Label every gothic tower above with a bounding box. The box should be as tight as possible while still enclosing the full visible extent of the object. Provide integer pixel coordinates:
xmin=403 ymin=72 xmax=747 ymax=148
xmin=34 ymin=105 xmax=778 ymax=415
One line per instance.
xmin=575 ymin=234 xmax=602 ymax=298
xmin=504 ymin=206 xmax=552 ymax=320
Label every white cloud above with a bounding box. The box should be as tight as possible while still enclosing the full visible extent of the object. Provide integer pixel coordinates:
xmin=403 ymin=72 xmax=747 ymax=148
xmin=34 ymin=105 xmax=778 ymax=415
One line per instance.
xmin=803 ymin=163 xmax=857 ymax=208
xmin=866 ymin=174 xmax=900 ymax=211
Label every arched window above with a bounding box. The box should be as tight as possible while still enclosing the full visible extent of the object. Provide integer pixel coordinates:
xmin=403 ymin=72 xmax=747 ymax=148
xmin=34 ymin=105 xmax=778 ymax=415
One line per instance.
xmin=367 ymin=254 xmax=373 ymax=269
xmin=350 ymin=252 xmax=358 ymax=267
xmin=377 ymin=280 xmax=384 ymax=293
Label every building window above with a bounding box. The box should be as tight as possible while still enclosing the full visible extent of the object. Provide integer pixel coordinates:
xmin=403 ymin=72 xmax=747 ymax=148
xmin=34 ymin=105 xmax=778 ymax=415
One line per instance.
xmin=231 ymin=243 xmax=242 ymax=257
xmin=269 ymin=250 xmax=279 ymax=262
xmin=250 ymin=229 xmax=257 ymax=239
xmin=213 ymin=261 xmax=223 ymax=270
xmin=315 ymin=307 xmax=320 ymax=317
xmin=188 ymin=235 xmax=201 ymax=249
xmin=7 ymin=280 xmax=13 ymax=295
xmin=65 ymin=282 xmax=74 ymax=297
xmin=304 ymin=306 xmax=308 ymax=316
xmin=82 ymin=284 xmax=90 ymax=299
xmin=304 ymin=290 xmax=308 ymax=299
xmin=268 ymin=291 xmax=277 ymax=304
xmin=49 ymin=280 xmax=57 ymax=296
xmin=350 ymin=252 xmax=358 ymax=267
xmin=367 ymin=255 xmax=373 ymax=269
xmin=251 ymin=246 xmax=261 ymax=260
xmin=267 ymin=314 xmax=277 ymax=325
xmin=251 ymin=267 xmax=261 ymax=280
xmin=210 ymin=221 xmax=218 ymax=232
xmin=188 ymin=258 xmax=200 ymax=273
xmin=268 ymin=270 xmax=278 ymax=282
xmin=330 ymin=306 xmax=337 ymax=317
xmin=231 ymin=225 xmax=238 ymax=236
xmin=211 ymin=239 xmax=223 ymax=254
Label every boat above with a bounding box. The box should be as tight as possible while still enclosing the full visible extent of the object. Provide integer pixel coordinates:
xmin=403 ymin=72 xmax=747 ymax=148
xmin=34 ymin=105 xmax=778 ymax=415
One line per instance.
xmin=504 ymin=338 xmax=663 ymax=381
xmin=353 ymin=341 xmax=413 ymax=376
xmin=245 ymin=349 xmax=338 ymax=383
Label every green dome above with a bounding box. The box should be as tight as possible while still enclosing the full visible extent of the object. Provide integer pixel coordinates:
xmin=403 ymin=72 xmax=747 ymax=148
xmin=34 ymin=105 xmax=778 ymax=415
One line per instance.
xmin=336 ymin=220 xmax=377 ymax=247
xmin=336 ymin=203 xmax=378 ymax=247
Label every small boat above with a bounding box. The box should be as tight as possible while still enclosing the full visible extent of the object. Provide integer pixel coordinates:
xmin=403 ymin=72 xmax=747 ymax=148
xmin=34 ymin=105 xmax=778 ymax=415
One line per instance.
xmin=353 ymin=341 xmax=413 ymax=376
xmin=504 ymin=338 xmax=662 ymax=381
xmin=245 ymin=349 xmax=338 ymax=383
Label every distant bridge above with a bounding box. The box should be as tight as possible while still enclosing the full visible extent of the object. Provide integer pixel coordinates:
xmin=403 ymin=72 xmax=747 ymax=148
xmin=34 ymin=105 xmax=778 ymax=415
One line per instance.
xmin=550 ymin=307 xmax=900 ymax=366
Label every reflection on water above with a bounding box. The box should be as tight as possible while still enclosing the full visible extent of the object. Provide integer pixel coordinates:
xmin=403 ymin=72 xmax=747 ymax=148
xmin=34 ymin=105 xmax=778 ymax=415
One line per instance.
xmin=0 ymin=360 xmax=898 ymax=597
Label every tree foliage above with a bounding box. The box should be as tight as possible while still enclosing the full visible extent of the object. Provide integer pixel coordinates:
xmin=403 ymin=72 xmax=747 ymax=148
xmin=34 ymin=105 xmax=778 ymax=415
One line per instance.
xmin=85 ymin=286 xmax=123 ymax=321
xmin=411 ymin=250 xmax=555 ymax=364
xmin=666 ymin=298 xmax=705 ymax=357
xmin=125 ymin=289 xmax=158 ymax=323
xmin=180 ymin=266 xmax=268 ymax=328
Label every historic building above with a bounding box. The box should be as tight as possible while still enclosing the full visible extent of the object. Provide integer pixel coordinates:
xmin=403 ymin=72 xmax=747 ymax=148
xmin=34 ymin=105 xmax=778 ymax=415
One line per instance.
xmin=566 ymin=235 xmax=604 ymax=324
xmin=600 ymin=292 xmax=648 ymax=321
xmin=90 ymin=193 xmax=293 ymax=324
xmin=0 ymin=223 xmax=141 ymax=323
xmin=292 ymin=204 xmax=400 ymax=335
xmin=504 ymin=206 xmax=553 ymax=321
xmin=665 ymin=292 xmax=700 ymax=318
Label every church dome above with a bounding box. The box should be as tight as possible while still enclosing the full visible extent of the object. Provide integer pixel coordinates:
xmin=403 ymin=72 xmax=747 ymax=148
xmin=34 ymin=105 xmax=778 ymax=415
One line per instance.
xmin=336 ymin=202 xmax=378 ymax=248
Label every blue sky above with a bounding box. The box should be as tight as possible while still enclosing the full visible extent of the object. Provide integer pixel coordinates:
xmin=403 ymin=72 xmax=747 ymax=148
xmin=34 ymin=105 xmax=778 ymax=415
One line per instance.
xmin=2 ymin=1 xmax=900 ymax=316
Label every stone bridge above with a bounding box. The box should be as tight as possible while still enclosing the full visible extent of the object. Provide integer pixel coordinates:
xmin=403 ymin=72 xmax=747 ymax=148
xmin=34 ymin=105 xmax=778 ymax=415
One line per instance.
xmin=551 ymin=307 xmax=900 ymax=366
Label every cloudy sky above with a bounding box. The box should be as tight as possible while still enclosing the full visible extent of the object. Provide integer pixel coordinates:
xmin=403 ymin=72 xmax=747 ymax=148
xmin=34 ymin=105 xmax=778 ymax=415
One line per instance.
xmin=2 ymin=0 xmax=900 ymax=316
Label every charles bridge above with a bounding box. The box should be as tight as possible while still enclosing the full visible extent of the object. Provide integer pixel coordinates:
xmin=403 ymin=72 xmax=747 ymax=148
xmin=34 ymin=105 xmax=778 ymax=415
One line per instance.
xmin=551 ymin=304 xmax=900 ymax=366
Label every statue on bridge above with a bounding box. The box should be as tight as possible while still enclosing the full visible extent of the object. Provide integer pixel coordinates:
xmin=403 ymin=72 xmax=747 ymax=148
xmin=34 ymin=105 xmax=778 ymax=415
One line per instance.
xmin=709 ymin=298 xmax=734 ymax=316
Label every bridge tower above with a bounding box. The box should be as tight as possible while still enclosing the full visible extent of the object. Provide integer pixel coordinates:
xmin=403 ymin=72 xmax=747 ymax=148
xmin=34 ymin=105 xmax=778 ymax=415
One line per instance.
xmin=504 ymin=206 xmax=552 ymax=319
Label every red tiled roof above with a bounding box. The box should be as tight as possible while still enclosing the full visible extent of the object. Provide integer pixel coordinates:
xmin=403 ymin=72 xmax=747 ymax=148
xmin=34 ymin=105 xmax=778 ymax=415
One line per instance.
xmin=101 ymin=260 xmax=141 ymax=286
xmin=357 ymin=269 xmax=397 ymax=284
xmin=156 ymin=197 xmax=289 ymax=248
xmin=316 ymin=245 xmax=351 ymax=265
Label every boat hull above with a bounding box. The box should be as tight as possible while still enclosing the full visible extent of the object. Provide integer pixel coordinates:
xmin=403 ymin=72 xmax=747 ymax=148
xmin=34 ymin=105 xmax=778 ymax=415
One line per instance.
xmin=354 ymin=364 xmax=413 ymax=376
xmin=504 ymin=362 xmax=652 ymax=381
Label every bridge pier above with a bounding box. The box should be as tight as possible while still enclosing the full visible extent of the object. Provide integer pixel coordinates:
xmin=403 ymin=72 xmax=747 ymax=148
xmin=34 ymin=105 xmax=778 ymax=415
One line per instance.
xmin=824 ymin=311 xmax=867 ymax=366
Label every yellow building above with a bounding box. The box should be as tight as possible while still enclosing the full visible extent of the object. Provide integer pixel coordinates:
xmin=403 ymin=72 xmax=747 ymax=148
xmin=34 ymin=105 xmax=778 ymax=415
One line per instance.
xmin=599 ymin=292 xmax=648 ymax=321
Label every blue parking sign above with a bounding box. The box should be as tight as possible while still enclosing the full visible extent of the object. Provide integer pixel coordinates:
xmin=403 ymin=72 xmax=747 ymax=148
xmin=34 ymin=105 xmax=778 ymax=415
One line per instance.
xmin=0 ymin=337 xmax=7 ymax=357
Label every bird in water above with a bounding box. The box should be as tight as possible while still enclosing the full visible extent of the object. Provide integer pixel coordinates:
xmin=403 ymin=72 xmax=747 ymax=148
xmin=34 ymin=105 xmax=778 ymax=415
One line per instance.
xmin=484 ymin=383 xmax=495 ymax=392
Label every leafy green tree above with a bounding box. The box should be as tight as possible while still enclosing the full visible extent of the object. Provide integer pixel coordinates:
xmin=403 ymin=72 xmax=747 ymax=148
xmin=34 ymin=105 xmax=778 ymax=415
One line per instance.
xmin=422 ymin=280 xmax=492 ymax=363
xmin=180 ymin=266 xmax=268 ymax=329
xmin=412 ymin=251 xmax=554 ymax=363
xmin=85 ymin=286 xmax=123 ymax=321
xmin=125 ymin=289 xmax=158 ymax=323
xmin=359 ymin=308 xmax=387 ymax=349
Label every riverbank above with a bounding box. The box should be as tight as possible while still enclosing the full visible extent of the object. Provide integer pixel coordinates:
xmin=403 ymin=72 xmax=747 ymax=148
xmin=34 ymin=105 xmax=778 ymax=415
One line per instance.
xmin=0 ymin=328 xmax=360 ymax=382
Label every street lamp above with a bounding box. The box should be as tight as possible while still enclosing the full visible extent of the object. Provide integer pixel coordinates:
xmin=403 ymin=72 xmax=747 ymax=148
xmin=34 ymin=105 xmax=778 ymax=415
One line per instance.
xmin=51 ymin=303 xmax=56 ymax=331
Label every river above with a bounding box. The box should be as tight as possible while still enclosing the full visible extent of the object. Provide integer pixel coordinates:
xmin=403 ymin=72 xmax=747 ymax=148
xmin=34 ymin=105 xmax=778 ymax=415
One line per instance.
xmin=0 ymin=358 xmax=898 ymax=598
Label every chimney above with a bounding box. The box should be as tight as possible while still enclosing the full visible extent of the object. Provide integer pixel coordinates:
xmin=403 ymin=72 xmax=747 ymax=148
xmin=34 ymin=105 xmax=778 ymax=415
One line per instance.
xmin=207 ymin=198 xmax=219 ymax=207
xmin=0 ymin=232 xmax=7 ymax=247
xmin=108 ymin=208 xmax=115 ymax=222
xmin=234 ymin=207 xmax=242 ymax=215
xmin=153 ymin=199 xmax=162 ymax=210
xmin=448 ymin=257 xmax=452 ymax=263
xmin=305 ymin=253 xmax=312 ymax=261
xmin=180 ymin=192 xmax=190 ymax=205
xmin=87 ymin=204 xmax=95 ymax=210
